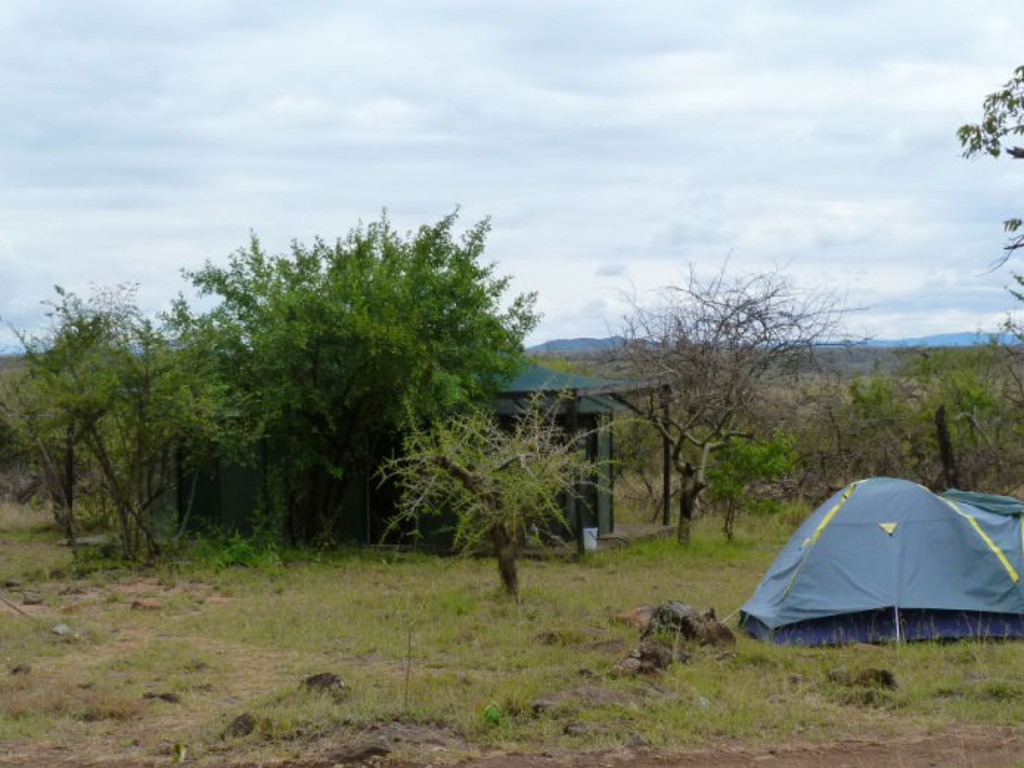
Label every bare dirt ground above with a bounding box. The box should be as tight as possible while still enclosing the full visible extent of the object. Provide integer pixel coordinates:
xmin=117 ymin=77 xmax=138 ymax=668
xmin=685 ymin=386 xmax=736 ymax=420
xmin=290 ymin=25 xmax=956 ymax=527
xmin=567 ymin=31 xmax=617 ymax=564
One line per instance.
xmin=2 ymin=722 xmax=1023 ymax=767
xmin=454 ymin=729 xmax=1024 ymax=768
xmin=306 ymin=726 xmax=1024 ymax=768
xmin=461 ymin=728 xmax=1024 ymax=768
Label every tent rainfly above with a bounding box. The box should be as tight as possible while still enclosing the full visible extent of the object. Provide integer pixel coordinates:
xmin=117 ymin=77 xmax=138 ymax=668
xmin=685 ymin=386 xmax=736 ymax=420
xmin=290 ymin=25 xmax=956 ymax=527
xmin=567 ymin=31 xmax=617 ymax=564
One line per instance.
xmin=740 ymin=477 xmax=1024 ymax=645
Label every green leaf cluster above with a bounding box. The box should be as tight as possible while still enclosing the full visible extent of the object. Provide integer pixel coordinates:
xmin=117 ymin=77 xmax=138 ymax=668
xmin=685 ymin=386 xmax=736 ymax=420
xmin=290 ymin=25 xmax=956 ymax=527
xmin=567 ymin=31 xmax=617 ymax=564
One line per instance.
xmin=707 ymin=431 xmax=798 ymax=539
xmin=958 ymin=64 xmax=1024 ymax=259
xmin=13 ymin=285 xmax=230 ymax=558
xmin=958 ymin=65 xmax=1024 ymax=159
xmin=171 ymin=210 xmax=538 ymax=542
xmin=707 ymin=432 xmax=797 ymax=504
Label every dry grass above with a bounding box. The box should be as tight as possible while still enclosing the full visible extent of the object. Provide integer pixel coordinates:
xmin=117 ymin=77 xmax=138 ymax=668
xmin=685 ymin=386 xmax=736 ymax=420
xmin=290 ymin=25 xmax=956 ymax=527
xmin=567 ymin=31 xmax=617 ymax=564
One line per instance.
xmin=2 ymin=673 xmax=143 ymax=723
xmin=0 ymin=501 xmax=53 ymax=533
xmin=3 ymin=505 xmax=1024 ymax=766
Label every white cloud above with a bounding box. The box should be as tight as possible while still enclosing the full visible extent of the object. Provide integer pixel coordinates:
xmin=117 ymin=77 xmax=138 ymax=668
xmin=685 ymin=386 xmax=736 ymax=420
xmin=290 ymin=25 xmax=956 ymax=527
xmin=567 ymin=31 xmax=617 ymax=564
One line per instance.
xmin=595 ymin=262 xmax=629 ymax=278
xmin=2 ymin=1 xmax=1024 ymax=350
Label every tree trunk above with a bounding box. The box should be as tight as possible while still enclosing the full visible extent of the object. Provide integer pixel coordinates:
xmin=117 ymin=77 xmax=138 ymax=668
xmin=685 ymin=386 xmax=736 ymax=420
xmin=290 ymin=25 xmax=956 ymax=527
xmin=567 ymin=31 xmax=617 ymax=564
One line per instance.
xmin=677 ymin=470 xmax=705 ymax=544
xmin=722 ymin=500 xmax=737 ymax=541
xmin=63 ymin=425 xmax=77 ymax=551
xmin=491 ymin=524 xmax=520 ymax=601
xmin=84 ymin=425 xmax=160 ymax=560
xmin=935 ymin=404 xmax=959 ymax=489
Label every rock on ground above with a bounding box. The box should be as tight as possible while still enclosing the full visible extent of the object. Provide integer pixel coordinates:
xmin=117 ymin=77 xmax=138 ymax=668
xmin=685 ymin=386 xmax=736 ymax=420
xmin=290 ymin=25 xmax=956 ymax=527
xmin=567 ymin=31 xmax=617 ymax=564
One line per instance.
xmin=641 ymin=601 xmax=736 ymax=649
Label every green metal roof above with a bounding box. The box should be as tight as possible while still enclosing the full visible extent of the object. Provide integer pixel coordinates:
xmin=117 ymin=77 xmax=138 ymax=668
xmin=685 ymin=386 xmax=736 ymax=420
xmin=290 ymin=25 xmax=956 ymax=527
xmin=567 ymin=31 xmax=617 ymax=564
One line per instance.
xmin=498 ymin=363 xmax=639 ymax=396
xmin=495 ymin=363 xmax=645 ymax=416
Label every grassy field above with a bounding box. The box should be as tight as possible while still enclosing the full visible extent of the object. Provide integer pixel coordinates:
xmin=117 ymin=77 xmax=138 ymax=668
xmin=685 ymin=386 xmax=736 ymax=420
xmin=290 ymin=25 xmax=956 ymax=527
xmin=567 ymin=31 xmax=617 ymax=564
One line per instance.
xmin=2 ymin=501 xmax=1024 ymax=765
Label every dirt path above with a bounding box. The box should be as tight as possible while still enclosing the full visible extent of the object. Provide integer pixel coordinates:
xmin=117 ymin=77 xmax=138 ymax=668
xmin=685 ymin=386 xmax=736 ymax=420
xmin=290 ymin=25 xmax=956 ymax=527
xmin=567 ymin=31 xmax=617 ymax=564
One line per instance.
xmin=451 ymin=727 xmax=1024 ymax=768
xmin=3 ymin=725 xmax=1021 ymax=768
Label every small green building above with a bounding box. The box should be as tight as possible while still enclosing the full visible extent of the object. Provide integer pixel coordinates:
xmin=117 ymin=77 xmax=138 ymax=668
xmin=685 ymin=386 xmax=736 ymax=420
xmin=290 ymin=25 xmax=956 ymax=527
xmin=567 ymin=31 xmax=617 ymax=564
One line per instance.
xmin=178 ymin=363 xmax=644 ymax=547
xmin=495 ymin=363 xmax=639 ymax=540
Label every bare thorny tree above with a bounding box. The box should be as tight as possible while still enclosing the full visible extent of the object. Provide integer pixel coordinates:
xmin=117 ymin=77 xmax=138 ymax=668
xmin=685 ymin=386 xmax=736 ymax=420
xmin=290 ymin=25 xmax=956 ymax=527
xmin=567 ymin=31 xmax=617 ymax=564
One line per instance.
xmin=384 ymin=398 xmax=601 ymax=602
xmin=617 ymin=266 xmax=845 ymax=543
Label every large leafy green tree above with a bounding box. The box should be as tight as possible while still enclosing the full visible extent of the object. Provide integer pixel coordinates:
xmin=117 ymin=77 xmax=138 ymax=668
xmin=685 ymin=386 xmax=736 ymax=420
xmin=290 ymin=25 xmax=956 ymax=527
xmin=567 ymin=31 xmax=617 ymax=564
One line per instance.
xmin=172 ymin=211 xmax=538 ymax=544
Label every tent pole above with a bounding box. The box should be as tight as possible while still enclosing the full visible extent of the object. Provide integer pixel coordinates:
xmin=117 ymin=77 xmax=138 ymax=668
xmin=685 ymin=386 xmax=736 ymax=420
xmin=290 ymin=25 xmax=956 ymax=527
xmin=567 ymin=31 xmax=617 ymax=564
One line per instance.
xmin=894 ymin=606 xmax=901 ymax=643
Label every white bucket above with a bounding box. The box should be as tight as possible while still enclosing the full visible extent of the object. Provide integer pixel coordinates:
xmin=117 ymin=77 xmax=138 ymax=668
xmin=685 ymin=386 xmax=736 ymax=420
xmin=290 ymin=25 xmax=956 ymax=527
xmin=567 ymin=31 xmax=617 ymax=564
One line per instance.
xmin=583 ymin=527 xmax=599 ymax=551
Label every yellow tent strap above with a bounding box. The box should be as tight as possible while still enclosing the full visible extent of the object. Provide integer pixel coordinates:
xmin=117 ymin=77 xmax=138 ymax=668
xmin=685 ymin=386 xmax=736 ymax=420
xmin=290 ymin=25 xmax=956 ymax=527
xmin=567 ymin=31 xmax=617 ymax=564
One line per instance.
xmin=784 ymin=482 xmax=858 ymax=597
xmin=809 ymin=482 xmax=858 ymax=546
xmin=944 ymin=499 xmax=1020 ymax=584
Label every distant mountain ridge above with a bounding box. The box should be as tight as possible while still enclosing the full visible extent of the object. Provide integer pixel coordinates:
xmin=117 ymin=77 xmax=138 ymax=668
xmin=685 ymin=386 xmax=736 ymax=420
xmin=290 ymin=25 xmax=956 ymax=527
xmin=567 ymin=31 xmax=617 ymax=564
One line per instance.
xmin=865 ymin=331 xmax=1017 ymax=348
xmin=529 ymin=331 xmax=1018 ymax=353
xmin=527 ymin=336 xmax=624 ymax=353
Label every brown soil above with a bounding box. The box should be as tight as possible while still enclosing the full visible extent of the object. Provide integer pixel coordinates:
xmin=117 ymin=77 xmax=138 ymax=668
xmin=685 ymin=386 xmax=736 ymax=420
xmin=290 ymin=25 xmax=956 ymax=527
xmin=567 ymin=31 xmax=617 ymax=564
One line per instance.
xmin=456 ymin=727 xmax=1024 ymax=768
xmin=1 ymin=723 xmax=1022 ymax=767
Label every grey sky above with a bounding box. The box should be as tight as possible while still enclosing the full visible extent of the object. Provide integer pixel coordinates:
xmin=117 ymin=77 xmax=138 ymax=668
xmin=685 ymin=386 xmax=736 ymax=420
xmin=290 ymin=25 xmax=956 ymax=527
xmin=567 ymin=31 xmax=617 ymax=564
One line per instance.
xmin=2 ymin=1 xmax=1024 ymax=348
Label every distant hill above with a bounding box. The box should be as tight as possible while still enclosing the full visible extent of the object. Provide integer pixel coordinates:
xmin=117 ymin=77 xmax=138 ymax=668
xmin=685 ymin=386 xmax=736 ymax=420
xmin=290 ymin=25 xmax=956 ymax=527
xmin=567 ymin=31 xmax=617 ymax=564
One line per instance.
xmin=530 ymin=331 xmax=1019 ymax=354
xmin=527 ymin=336 xmax=624 ymax=353
xmin=866 ymin=332 xmax=1018 ymax=348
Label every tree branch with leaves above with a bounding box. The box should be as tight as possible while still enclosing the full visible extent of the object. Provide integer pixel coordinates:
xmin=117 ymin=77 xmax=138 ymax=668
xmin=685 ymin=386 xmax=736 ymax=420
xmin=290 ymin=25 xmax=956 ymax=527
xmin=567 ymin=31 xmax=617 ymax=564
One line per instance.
xmin=958 ymin=65 xmax=1024 ymax=263
xmin=12 ymin=285 xmax=229 ymax=560
xmin=382 ymin=401 xmax=601 ymax=601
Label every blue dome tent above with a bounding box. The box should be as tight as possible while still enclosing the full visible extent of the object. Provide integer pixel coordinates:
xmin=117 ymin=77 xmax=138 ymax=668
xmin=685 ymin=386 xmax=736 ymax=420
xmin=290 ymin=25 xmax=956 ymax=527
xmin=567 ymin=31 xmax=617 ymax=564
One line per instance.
xmin=740 ymin=477 xmax=1024 ymax=645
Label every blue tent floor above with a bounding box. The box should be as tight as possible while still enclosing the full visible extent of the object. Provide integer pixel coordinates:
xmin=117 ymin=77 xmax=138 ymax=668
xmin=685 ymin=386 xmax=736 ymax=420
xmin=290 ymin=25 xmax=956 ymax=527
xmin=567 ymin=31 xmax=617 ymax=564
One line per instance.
xmin=742 ymin=608 xmax=1024 ymax=645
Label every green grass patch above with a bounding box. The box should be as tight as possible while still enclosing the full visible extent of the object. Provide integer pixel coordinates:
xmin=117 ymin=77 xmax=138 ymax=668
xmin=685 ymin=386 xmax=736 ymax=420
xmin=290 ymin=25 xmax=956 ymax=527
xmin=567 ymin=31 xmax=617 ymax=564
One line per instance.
xmin=4 ymin=504 xmax=1024 ymax=761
